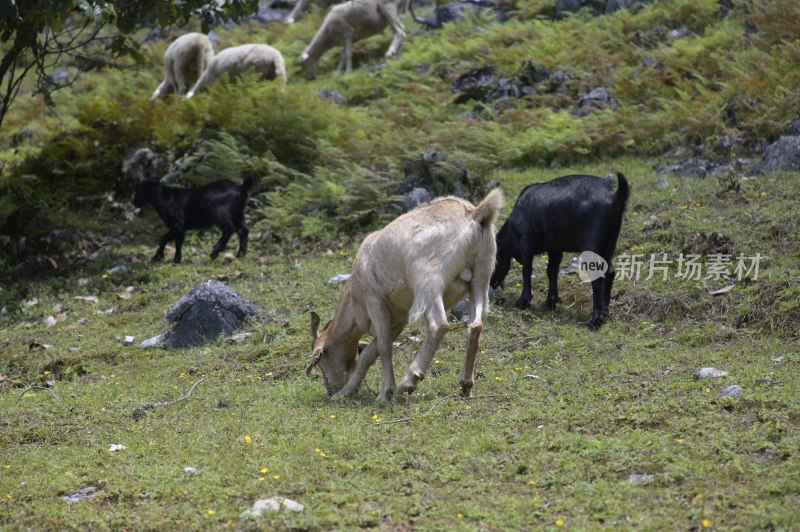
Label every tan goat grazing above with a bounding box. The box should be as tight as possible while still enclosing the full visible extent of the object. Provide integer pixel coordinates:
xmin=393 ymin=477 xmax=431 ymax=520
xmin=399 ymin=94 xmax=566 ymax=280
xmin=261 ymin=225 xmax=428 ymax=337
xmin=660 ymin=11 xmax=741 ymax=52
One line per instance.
xmin=186 ymin=44 xmax=286 ymax=98
xmin=306 ymin=188 xmax=504 ymax=401
xmin=299 ymin=0 xmax=410 ymax=79
xmin=151 ymin=33 xmax=214 ymax=100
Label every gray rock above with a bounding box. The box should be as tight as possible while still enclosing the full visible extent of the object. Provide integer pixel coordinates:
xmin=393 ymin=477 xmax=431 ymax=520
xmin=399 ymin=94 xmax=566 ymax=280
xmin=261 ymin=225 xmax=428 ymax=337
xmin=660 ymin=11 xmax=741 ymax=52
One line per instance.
xmin=107 ymin=265 xmax=129 ymax=275
xmin=49 ymin=66 xmax=71 ymax=86
xmin=696 ymin=367 xmax=728 ymax=379
xmin=574 ymin=87 xmax=618 ymax=116
xmin=164 ymin=280 xmax=262 ymax=349
xmin=667 ymin=27 xmax=692 ymax=39
xmin=655 ymin=158 xmax=718 ymax=178
xmin=184 ymin=467 xmax=198 ymax=475
xmin=556 ymin=0 xmax=650 ymax=19
xmin=449 ymin=298 xmax=471 ymax=321
xmin=653 ymin=177 xmax=670 ymax=189
xmin=754 ymin=136 xmax=800 ymax=173
xmin=122 ymin=148 xmax=169 ymax=189
xmin=318 ymin=88 xmax=347 ymax=106
xmin=241 ymin=497 xmax=304 ymax=517
xmin=62 ymin=486 xmax=97 ymax=504
xmin=720 ymin=384 xmax=743 ymax=397
xmin=628 ymin=473 xmax=654 ymax=485
xmin=140 ymin=334 xmax=165 ymax=348
xmin=403 ymin=187 xmax=433 ymax=211
xmin=328 ymin=273 xmax=351 ymax=285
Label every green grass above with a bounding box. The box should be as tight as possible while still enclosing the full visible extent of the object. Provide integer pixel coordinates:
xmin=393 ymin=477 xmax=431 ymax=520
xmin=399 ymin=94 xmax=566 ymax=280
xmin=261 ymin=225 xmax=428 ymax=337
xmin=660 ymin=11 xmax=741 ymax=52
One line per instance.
xmin=1 ymin=161 xmax=798 ymax=529
xmin=2 ymin=0 xmax=800 ymax=527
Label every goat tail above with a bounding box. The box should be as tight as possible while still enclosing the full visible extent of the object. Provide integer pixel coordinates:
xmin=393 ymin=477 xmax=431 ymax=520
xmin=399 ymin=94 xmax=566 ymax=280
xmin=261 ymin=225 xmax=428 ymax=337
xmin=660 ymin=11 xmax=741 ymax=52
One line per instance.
xmin=613 ymin=172 xmax=630 ymax=216
xmin=472 ymin=187 xmax=504 ymax=229
xmin=241 ymin=176 xmax=256 ymax=196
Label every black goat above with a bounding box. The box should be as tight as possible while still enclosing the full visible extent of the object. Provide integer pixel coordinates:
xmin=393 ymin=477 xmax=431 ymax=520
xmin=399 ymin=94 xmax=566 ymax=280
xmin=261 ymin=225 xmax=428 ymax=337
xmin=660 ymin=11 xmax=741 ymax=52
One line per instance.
xmin=133 ymin=177 xmax=254 ymax=263
xmin=490 ymin=173 xmax=629 ymax=329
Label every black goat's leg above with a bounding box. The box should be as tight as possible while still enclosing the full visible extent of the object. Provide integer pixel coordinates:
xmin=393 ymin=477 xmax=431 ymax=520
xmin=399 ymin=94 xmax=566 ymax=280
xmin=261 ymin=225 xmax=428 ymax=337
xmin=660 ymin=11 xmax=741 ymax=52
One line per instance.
xmin=515 ymin=250 xmax=534 ymax=310
xmin=173 ymin=232 xmax=185 ymax=263
xmin=602 ymin=262 xmax=615 ymax=318
xmin=588 ymin=276 xmax=606 ymax=329
xmin=210 ymin=226 xmax=234 ymax=260
xmin=235 ymin=223 xmax=249 ymax=257
xmin=153 ymin=230 xmax=175 ymax=262
xmin=544 ymin=251 xmax=563 ymax=309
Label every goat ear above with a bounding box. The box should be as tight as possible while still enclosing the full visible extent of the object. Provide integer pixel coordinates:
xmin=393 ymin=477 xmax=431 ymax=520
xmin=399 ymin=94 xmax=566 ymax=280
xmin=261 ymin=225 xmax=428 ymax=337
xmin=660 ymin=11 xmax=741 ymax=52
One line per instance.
xmin=305 ymin=347 xmax=324 ymax=376
xmin=310 ymin=311 xmax=321 ymax=344
xmin=357 ymin=342 xmax=368 ymax=355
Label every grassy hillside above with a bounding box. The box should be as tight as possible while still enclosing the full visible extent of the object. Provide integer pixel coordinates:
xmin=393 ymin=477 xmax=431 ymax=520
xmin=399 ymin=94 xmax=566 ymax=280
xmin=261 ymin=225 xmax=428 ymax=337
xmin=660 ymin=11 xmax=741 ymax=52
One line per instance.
xmin=1 ymin=0 xmax=799 ymax=528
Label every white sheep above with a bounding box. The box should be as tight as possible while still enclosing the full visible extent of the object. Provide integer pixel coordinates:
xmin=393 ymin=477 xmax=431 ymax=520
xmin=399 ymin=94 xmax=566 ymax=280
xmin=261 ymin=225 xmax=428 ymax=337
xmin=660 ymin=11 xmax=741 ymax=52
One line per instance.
xmin=186 ymin=44 xmax=287 ymax=98
xmin=299 ymin=0 xmax=410 ymax=79
xmin=306 ymin=188 xmax=504 ymax=402
xmin=150 ymin=33 xmax=214 ymax=100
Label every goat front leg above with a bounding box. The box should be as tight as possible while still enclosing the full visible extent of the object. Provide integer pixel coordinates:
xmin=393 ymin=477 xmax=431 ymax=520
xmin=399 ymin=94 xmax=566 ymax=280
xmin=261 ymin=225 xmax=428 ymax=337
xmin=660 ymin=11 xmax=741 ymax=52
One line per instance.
xmin=153 ymin=229 xmax=176 ymax=262
xmin=344 ymin=35 xmax=354 ymax=74
xmin=397 ymin=300 xmax=448 ymax=396
xmin=381 ymin=6 xmax=406 ymax=58
xmin=333 ymin=342 xmax=379 ymax=399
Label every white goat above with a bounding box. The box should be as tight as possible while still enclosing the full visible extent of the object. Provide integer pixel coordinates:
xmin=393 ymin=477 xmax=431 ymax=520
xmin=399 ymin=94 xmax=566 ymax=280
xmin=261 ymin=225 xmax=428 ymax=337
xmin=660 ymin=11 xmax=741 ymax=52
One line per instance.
xmin=151 ymin=33 xmax=214 ymax=100
xmin=186 ymin=44 xmax=287 ymax=98
xmin=299 ymin=0 xmax=410 ymax=79
xmin=306 ymin=188 xmax=504 ymax=402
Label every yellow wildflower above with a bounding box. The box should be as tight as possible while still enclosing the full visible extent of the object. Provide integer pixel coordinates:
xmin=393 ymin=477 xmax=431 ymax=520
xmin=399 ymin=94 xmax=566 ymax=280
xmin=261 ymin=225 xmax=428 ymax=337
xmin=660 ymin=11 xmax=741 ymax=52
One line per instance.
xmin=244 ymin=435 xmax=252 ymax=444
xmin=702 ymin=519 xmax=711 ymax=528
xmin=207 ymin=509 xmax=216 ymax=515
xmin=260 ymin=467 xmax=269 ymax=473
xmin=457 ymin=513 xmax=464 ymax=519
xmin=555 ymin=518 xmax=565 ymax=526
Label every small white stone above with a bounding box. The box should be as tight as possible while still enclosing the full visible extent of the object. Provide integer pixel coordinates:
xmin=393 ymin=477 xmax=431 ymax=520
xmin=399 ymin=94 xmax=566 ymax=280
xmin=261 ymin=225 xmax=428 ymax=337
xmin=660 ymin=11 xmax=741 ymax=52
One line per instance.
xmin=184 ymin=467 xmax=197 ymax=475
xmin=108 ymin=444 xmax=127 ymax=452
xmin=696 ymin=367 xmax=728 ymax=379
xmin=123 ymin=335 xmax=135 ymax=346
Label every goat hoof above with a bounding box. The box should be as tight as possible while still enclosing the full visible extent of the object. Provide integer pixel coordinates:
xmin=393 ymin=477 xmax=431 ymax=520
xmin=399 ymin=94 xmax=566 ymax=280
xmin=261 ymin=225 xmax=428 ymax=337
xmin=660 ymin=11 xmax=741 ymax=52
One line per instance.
xmin=376 ymin=390 xmax=395 ymax=403
xmin=514 ymin=298 xmax=530 ymax=310
xmin=397 ymin=380 xmax=417 ymax=396
xmin=587 ymin=316 xmax=604 ymax=330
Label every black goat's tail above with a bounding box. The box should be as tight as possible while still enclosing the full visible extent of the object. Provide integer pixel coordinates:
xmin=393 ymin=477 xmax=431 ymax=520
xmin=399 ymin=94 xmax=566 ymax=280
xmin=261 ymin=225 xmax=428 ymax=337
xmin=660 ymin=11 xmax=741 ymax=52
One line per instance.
xmin=241 ymin=176 xmax=255 ymax=196
xmin=613 ymin=172 xmax=630 ymax=217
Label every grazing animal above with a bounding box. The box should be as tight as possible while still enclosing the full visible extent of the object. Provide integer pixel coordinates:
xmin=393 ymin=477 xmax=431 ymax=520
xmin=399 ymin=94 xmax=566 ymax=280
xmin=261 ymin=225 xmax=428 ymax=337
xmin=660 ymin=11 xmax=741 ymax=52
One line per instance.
xmin=299 ymin=0 xmax=410 ymax=79
xmin=306 ymin=188 xmax=504 ymax=401
xmin=186 ymin=44 xmax=287 ymax=98
xmin=150 ymin=33 xmax=215 ymax=100
xmin=133 ymin=177 xmax=254 ymax=263
xmin=490 ymin=173 xmax=629 ymax=329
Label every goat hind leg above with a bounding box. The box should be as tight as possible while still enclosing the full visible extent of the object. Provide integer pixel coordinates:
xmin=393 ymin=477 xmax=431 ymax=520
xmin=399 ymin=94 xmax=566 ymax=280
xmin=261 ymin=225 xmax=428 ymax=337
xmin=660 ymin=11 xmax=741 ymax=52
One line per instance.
xmin=397 ymin=300 xmax=448 ymax=395
xmin=235 ymin=223 xmax=249 ymax=257
xmin=544 ymin=251 xmax=562 ymax=309
xmin=210 ymin=226 xmax=234 ymax=260
xmin=153 ymin=229 xmax=176 ymax=262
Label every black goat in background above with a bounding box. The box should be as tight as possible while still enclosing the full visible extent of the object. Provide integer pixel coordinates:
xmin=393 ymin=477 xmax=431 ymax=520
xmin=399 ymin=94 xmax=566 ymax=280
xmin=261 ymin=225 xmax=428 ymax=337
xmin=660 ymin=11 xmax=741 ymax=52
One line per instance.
xmin=490 ymin=173 xmax=629 ymax=329
xmin=133 ymin=177 xmax=254 ymax=264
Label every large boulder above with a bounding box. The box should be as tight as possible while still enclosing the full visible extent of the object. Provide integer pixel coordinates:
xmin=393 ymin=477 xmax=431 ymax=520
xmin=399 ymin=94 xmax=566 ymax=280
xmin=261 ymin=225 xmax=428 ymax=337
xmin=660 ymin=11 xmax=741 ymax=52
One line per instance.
xmin=753 ymin=136 xmax=800 ymax=174
xmin=164 ymin=280 xmax=262 ymax=349
xmin=121 ymin=148 xmax=169 ymax=191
